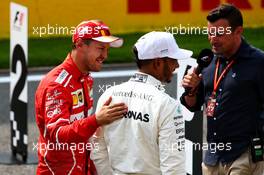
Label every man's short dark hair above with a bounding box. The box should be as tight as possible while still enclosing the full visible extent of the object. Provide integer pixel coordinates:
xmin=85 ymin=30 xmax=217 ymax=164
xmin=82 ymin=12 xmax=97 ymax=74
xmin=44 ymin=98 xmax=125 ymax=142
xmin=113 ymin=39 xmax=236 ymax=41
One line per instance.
xmin=207 ymin=4 xmax=243 ymax=31
xmin=72 ymin=39 xmax=92 ymax=50
xmin=133 ymin=46 xmax=153 ymax=69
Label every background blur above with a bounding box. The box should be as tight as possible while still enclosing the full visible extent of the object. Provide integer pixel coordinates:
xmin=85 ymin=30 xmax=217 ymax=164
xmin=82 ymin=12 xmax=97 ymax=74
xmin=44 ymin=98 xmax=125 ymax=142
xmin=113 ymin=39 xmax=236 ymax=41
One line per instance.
xmin=1 ymin=0 xmax=264 ymax=37
xmin=0 ymin=0 xmax=264 ymax=68
xmin=0 ymin=0 xmax=264 ymax=174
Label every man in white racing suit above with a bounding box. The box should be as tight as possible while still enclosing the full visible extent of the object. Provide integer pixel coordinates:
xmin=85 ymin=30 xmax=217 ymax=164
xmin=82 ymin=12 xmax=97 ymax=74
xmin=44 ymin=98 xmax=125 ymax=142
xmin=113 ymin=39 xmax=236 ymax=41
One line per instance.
xmin=90 ymin=31 xmax=193 ymax=175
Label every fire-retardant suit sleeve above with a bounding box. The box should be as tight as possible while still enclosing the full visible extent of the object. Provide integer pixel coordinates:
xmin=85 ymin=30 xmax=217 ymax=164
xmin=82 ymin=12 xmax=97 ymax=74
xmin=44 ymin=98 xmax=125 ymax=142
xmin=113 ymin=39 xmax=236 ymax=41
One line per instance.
xmin=158 ymin=98 xmax=185 ymax=175
xmin=90 ymin=90 xmax=112 ymax=175
xmin=38 ymin=83 xmax=99 ymax=144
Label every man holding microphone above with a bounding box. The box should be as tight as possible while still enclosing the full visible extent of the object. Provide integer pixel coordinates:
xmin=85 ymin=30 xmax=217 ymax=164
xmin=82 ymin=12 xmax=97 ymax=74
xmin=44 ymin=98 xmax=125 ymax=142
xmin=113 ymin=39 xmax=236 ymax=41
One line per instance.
xmin=181 ymin=4 xmax=264 ymax=175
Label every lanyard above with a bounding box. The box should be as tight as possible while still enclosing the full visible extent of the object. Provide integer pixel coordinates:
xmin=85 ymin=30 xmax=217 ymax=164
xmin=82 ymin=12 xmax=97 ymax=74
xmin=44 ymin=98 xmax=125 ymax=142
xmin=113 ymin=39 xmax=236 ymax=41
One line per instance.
xmin=213 ymin=58 xmax=235 ymax=96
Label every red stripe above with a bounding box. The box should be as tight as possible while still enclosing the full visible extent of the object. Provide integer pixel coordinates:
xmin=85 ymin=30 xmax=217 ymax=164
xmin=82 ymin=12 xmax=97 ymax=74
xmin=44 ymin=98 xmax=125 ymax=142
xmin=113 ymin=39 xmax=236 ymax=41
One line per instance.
xmin=172 ymin=0 xmax=190 ymax=12
xmin=227 ymin=0 xmax=252 ymax=9
xmin=128 ymin=0 xmax=160 ymax=13
xmin=202 ymin=0 xmax=220 ymax=11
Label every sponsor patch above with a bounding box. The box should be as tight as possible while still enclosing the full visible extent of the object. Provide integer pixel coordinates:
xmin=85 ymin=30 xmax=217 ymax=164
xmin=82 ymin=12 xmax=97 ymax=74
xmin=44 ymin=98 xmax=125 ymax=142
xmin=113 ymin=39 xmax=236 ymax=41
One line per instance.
xmin=71 ymin=89 xmax=84 ymax=109
xmin=78 ymin=91 xmax=83 ymax=103
xmin=55 ymin=69 xmax=69 ymax=84
xmin=123 ymin=110 xmax=150 ymax=123
xmin=45 ymin=99 xmax=63 ymax=111
xmin=47 ymin=108 xmax=62 ymax=118
xmin=45 ymin=90 xmax=64 ymax=117
xmin=70 ymin=112 xmax=85 ymax=122
xmin=72 ymin=94 xmax=78 ymax=106
xmin=131 ymin=73 xmax=148 ymax=83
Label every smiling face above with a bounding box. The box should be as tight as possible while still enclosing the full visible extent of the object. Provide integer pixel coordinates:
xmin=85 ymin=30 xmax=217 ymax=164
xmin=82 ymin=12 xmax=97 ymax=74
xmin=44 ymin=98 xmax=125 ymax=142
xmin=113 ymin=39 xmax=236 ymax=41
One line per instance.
xmin=207 ymin=19 xmax=242 ymax=58
xmin=77 ymin=39 xmax=109 ymax=72
xmin=155 ymin=57 xmax=179 ymax=83
xmin=162 ymin=58 xmax=179 ymax=83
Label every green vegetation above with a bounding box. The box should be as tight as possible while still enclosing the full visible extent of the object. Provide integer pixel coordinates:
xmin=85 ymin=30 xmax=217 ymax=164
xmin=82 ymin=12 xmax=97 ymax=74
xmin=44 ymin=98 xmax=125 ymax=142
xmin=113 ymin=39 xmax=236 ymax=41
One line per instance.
xmin=0 ymin=28 xmax=263 ymax=69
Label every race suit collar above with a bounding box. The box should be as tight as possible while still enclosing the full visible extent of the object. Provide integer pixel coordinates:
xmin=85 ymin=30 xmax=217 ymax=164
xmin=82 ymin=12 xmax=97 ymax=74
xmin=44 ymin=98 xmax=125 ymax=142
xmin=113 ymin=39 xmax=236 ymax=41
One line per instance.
xmin=130 ymin=72 xmax=165 ymax=92
xmin=63 ymin=53 xmax=90 ymax=81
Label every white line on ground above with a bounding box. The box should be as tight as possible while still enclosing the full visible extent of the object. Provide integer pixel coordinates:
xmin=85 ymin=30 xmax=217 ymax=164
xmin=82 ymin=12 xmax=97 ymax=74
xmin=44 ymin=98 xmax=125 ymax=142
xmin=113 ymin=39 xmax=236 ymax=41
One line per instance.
xmin=0 ymin=70 xmax=137 ymax=83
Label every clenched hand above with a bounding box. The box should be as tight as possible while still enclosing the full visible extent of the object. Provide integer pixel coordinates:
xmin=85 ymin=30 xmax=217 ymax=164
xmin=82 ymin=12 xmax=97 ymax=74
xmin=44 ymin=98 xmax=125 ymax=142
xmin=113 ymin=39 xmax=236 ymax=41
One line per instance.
xmin=182 ymin=67 xmax=202 ymax=91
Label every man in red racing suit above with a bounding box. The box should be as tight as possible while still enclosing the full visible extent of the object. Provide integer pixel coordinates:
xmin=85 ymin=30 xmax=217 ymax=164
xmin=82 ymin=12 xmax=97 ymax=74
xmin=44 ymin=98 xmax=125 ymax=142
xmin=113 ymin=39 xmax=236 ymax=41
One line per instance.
xmin=35 ymin=20 xmax=126 ymax=175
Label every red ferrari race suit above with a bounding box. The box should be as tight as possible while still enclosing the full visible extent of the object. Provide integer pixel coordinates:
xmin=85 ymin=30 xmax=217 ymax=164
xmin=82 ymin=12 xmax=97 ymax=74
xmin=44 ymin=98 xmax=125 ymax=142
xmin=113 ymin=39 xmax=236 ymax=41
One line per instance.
xmin=35 ymin=54 xmax=98 ymax=175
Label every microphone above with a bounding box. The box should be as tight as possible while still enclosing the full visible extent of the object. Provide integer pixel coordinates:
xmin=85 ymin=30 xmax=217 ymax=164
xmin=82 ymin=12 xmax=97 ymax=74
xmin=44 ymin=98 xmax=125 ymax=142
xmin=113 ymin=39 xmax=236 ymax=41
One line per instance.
xmin=195 ymin=48 xmax=214 ymax=74
xmin=184 ymin=49 xmax=214 ymax=95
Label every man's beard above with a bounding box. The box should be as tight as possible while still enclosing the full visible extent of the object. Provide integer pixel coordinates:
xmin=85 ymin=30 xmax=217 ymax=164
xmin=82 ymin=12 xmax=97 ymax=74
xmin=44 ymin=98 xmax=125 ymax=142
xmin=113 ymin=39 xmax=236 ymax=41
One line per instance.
xmin=163 ymin=61 xmax=172 ymax=83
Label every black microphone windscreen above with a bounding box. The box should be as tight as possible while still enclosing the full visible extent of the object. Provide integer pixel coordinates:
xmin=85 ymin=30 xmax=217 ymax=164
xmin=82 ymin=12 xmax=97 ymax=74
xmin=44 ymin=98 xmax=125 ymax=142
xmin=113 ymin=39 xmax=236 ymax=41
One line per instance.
xmin=197 ymin=49 xmax=214 ymax=69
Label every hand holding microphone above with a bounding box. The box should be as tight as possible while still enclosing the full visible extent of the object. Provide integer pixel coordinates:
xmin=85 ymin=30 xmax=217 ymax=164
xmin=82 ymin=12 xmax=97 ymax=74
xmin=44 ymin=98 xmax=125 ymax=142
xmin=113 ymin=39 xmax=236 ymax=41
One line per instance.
xmin=182 ymin=49 xmax=214 ymax=96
